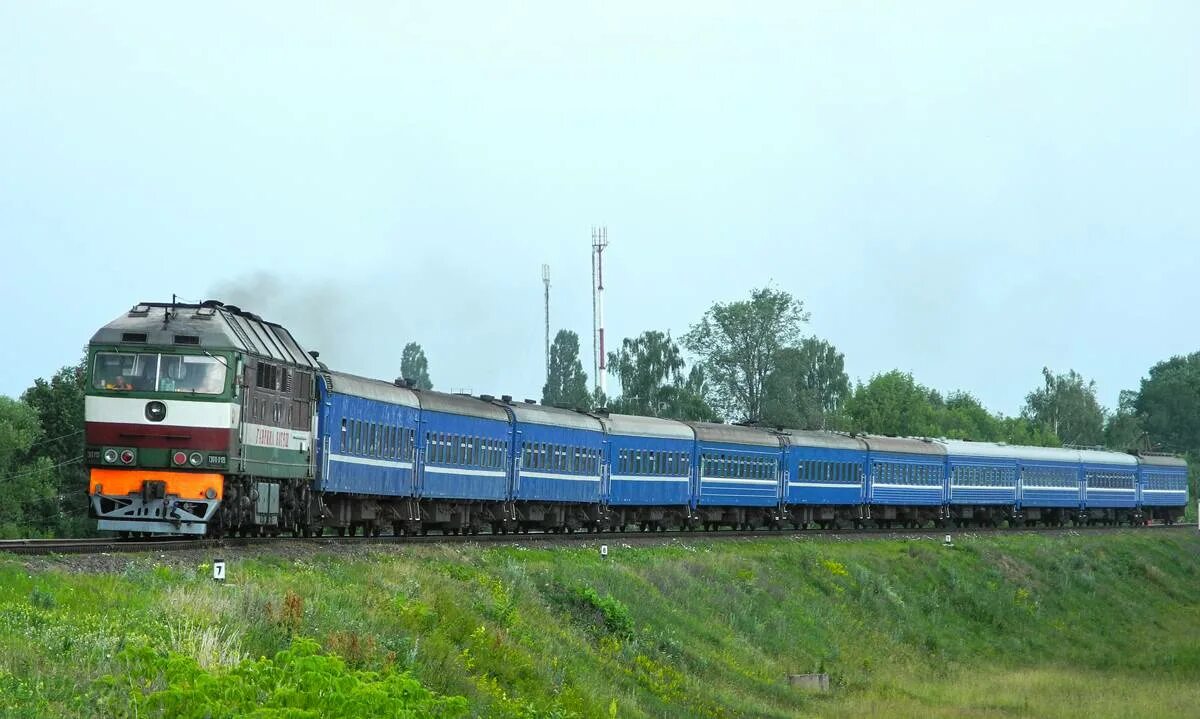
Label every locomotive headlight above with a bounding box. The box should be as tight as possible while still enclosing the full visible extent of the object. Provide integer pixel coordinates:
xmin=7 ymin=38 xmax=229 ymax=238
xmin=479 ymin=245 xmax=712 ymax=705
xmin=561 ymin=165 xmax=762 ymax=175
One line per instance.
xmin=172 ymin=451 xmax=188 ymax=466
xmin=145 ymin=401 xmax=167 ymax=422
xmin=119 ymin=449 xmax=135 ymax=465
xmin=103 ymin=449 xmax=118 ymax=464
xmin=204 ymin=487 xmax=217 ymax=499
xmin=188 ymin=452 xmax=204 ymax=467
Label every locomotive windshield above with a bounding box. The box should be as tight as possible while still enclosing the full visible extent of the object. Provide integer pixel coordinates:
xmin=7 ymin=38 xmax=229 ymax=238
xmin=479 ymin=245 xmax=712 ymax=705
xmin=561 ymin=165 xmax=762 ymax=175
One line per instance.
xmin=92 ymin=351 xmax=228 ymax=395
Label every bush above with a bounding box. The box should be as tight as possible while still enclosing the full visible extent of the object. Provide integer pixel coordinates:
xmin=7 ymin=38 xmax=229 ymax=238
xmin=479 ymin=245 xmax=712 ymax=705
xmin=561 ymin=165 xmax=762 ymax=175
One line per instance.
xmin=99 ymin=637 xmax=469 ymax=718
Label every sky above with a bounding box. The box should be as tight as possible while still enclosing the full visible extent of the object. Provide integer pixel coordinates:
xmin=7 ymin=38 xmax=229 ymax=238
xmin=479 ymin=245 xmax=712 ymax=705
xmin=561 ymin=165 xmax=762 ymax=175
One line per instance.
xmin=1 ymin=2 xmax=1197 ymax=416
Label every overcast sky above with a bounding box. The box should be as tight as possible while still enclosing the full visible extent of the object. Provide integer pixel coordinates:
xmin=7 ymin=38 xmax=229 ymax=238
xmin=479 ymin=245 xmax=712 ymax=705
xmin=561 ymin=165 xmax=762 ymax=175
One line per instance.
xmin=2 ymin=2 xmax=1197 ymax=416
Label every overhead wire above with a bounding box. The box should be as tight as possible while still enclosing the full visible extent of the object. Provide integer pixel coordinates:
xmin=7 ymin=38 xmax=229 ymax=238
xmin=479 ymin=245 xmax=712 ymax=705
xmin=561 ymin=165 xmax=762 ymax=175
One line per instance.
xmin=0 ymin=429 xmax=84 ymax=455
xmin=0 ymin=456 xmax=85 ymax=484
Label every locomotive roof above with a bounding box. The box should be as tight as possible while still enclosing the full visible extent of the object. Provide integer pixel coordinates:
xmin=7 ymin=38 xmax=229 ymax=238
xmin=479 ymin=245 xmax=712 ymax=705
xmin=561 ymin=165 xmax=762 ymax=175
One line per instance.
xmin=1136 ymin=452 xmax=1188 ymax=468
xmin=861 ymin=435 xmax=946 ymax=456
xmin=324 ymin=372 xmax=420 ymax=408
xmin=783 ymin=430 xmax=866 ymax=451
xmin=593 ymin=413 xmax=695 ymax=440
xmin=688 ymin=422 xmax=781 ymax=447
xmin=91 ymin=301 xmax=319 ymax=369
xmin=504 ymin=402 xmax=604 ymax=432
xmin=417 ymin=391 xmax=510 ymax=422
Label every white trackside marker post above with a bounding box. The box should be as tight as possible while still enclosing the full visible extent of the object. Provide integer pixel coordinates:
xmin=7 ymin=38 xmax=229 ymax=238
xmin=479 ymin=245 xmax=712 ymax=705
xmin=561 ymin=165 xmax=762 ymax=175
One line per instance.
xmin=600 ymin=544 xmax=609 ymax=558
xmin=213 ymin=559 xmax=226 ymax=582
xmin=943 ymin=535 xmax=953 ymax=547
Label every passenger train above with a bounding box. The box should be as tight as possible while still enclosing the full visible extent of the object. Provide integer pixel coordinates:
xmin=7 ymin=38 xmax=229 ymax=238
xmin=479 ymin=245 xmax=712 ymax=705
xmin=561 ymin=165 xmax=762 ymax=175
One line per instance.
xmin=84 ymin=301 xmax=1189 ymax=537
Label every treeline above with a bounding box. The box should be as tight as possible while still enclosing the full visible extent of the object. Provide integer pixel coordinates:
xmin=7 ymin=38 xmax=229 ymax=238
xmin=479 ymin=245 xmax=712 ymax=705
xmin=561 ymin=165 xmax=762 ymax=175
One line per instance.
xmin=0 ymin=363 xmax=89 ymax=538
xmin=3 ymin=288 xmax=1199 ymax=537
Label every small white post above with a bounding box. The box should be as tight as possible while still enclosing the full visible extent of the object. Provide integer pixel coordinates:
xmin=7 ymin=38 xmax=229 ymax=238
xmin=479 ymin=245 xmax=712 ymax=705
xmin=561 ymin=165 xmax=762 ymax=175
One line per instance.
xmin=943 ymin=534 xmax=953 ymax=547
xmin=600 ymin=544 xmax=609 ymax=558
xmin=213 ymin=559 xmax=226 ymax=582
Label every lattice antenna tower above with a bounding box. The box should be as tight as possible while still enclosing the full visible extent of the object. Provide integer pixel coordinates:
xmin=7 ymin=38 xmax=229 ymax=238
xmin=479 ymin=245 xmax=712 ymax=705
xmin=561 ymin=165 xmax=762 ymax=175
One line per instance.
xmin=542 ymin=264 xmax=551 ymax=385
xmin=591 ymin=226 xmax=609 ymax=397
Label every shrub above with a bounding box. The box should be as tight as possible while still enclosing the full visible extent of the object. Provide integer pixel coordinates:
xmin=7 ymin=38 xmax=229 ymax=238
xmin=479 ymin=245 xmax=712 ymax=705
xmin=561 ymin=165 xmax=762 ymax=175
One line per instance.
xmin=99 ymin=637 xmax=469 ymax=718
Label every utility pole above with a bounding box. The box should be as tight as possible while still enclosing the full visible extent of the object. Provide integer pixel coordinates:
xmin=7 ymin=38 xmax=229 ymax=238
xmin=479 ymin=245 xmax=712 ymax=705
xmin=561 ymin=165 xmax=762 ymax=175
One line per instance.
xmin=591 ymin=226 xmax=609 ymax=397
xmin=542 ymin=264 xmax=551 ymax=385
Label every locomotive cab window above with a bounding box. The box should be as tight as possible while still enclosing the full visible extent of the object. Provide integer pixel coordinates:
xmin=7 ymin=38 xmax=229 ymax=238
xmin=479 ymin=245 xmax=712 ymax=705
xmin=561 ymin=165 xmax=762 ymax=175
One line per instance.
xmin=92 ymin=351 xmax=228 ymax=394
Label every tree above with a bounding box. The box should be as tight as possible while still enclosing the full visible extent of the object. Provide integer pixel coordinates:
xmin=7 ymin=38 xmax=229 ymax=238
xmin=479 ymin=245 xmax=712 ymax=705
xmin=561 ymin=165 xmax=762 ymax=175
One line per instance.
xmin=682 ymin=287 xmax=809 ymax=421
xmin=542 ymin=330 xmax=591 ymax=409
xmin=1133 ymin=352 xmax=1200 ymax=455
xmin=761 ymin=338 xmax=850 ymax=429
xmin=606 ymin=331 xmax=719 ymax=421
xmin=0 ymin=396 xmax=57 ymax=538
xmin=400 ymin=343 xmax=433 ymax=390
xmin=996 ymin=416 xmax=1061 ymax=447
xmin=844 ymin=371 xmax=941 ymax=437
xmin=936 ymin=391 xmax=1002 ymax=441
xmin=21 ymin=358 xmax=89 ymax=535
xmin=1022 ymin=367 xmax=1105 ymax=446
xmin=1104 ymin=389 xmax=1144 ymax=451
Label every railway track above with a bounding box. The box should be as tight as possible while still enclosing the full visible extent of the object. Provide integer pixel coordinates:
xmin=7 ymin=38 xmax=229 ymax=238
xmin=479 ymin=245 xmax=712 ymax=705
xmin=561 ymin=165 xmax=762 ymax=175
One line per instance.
xmin=0 ymin=522 xmax=1191 ymax=556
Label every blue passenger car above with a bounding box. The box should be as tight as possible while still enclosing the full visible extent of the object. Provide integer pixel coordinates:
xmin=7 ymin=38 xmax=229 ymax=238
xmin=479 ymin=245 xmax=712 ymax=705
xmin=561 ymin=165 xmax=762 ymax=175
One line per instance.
xmin=596 ymin=412 xmax=694 ymax=509
xmin=937 ymin=439 xmax=1019 ymax=525
xmin=317 ymin=372 xmax=420 ymax=498
xmin=1079 ymin=448 xmax=1137 ymax=511
xmin=1137 ymin=452 xmax=1189 ymax=523
xmin=783 ymin=430 xmax=867 ymax=507
xmin=864 ymin=436 xmax=946 ymax=510
xmin=416 ymin=392 xmax=511 ymax=502
xmin=505 ymin=402 xmax=604 ymax=505
xmin=1013 ymin=446 xmax=1081 ymax=513
xmin=689 ymin=423 xmax=783 ymax=524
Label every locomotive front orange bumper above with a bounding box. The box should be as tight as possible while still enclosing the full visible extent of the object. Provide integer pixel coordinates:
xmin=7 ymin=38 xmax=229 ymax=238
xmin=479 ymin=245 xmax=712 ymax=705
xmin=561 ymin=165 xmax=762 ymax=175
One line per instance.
xmin=89 ymin=468 xmax=224 ymax=501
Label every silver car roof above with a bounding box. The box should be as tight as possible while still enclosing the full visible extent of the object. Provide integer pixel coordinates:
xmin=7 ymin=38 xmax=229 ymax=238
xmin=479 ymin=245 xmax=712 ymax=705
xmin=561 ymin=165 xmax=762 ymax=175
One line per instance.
xmin=503 ymin=402 xmax=604 ymax=432
xmin=324 ymin=372 xmax=420 ymax=408
xmin=688 ymin=422 xmax=781 ymax=448
xmin=782 ymin=430 xmax=867 ymax=451
xmin=418 ymin=391 xmax=510 ymax=422
xmin=862 ymin=436 xmax=946 ymax=457
xmin=1137 ymin=452 xmax=1188 ymax=468
xmin=594 ymin=413 xmax=695 ymax=440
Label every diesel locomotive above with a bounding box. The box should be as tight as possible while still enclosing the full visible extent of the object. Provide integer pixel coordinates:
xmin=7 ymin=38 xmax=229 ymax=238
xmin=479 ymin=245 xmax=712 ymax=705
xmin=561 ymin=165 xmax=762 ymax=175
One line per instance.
xmin=85 ymin=300 xmax=1190 ymax=537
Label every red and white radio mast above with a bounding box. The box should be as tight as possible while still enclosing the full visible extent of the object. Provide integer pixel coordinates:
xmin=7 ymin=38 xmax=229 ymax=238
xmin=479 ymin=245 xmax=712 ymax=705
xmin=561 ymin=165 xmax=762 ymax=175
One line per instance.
xmin=591 ymin=226 xmax=609 ymax=398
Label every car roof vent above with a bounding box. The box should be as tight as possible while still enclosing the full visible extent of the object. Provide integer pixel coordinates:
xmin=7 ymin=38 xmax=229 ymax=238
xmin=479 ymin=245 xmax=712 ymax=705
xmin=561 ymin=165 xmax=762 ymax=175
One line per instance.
xmin=121 ymin=332 xmax=148 ymax=343
xmin=173 ymin=335 xmax=200 ymax=345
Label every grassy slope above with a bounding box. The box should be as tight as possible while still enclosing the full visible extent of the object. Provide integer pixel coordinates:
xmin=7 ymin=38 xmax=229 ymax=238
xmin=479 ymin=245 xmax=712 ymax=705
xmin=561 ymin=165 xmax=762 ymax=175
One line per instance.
xmin=1 ymin=530 xmax=1199 ymax=718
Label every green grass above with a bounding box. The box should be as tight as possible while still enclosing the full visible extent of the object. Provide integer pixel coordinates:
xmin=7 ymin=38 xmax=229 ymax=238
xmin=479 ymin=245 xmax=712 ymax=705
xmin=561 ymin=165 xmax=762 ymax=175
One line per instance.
xmin=1 ymin=530 xmax=1199 ymax=717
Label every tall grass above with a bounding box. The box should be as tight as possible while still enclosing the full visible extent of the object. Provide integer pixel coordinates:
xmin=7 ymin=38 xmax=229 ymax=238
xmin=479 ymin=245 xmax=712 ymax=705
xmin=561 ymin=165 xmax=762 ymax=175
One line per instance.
xmin=0 ymin=531 xmax=1198 ymax=717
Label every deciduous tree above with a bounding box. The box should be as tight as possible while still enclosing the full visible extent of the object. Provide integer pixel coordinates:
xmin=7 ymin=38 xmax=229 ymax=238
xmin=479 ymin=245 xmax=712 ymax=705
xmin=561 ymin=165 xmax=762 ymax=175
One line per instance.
xmin=0 ymin=396 xmax=57 ymax=538
xmin=1133 ymin=352 xmax=1200 ymax=455
xmin=1022 ymin=367 xmax=1105 ymax=446
xmin=400 ymin=343 xmax=433 ymax=390
xmin=682 ymin=287 xmax=809 ymax=421
xmin=21 ymin=358 xmax=89 ymax=535
xmin=607 ymin=331 xmax=719 ymax=421
xmin=844 ymin=371 xmax=941 ymax=437
xmin=761 ymin=338 xmax=849 ymax=429
xmin=542 ymin=330 xmax=591 ymax=409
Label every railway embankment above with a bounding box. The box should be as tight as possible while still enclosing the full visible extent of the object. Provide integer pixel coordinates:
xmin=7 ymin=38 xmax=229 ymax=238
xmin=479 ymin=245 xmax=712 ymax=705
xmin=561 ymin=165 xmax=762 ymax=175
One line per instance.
xmin=2 ymin=530 xmax=1199 ymax=717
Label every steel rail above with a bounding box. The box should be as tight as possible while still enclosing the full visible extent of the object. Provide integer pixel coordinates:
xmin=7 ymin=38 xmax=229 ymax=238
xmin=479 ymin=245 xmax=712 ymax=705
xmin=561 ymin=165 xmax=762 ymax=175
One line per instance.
xmin=0 ymin=522 xmax=1191 ymax=556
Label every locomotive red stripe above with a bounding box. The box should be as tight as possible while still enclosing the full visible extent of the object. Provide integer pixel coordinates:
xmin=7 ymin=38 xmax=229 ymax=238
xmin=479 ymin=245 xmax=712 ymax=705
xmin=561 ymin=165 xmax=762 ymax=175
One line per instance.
xmin=85 ymin=422 xmax=233 ymax=450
